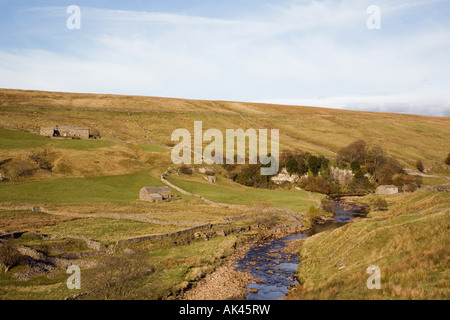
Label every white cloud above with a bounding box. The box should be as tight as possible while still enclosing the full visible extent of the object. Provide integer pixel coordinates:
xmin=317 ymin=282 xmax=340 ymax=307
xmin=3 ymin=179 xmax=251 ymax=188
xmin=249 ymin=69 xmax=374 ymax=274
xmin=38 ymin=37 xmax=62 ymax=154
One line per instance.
xmin=1 ymin=1 xmax=449 ymax=116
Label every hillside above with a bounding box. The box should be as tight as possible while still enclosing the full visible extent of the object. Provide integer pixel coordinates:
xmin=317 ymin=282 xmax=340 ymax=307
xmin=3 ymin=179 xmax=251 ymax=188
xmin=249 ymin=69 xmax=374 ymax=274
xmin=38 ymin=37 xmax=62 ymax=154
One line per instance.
xmin=1 ymin=89 xmax=449 ymax=170
xmin=288 ymin=191 xmax=449 ymax=300
xmin=0 ymin=88 xmax=449 ymax=300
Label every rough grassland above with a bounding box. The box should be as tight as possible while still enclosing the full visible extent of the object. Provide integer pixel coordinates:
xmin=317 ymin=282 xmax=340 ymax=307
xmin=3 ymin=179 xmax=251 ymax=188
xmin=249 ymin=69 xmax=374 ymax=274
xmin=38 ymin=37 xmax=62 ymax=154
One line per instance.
xmin=289 ymin=190 xmax=450 ymax=300
xmin=1 ymin=89 xmax=449 ymax=170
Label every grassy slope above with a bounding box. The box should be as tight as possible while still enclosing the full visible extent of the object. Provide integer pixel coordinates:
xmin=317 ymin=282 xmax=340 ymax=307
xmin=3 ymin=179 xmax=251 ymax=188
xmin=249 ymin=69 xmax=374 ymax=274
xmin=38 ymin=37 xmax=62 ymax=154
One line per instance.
xmin=289 ymin=190 xmax=450 ymax=300
xmin=0 ymin=89 xmax=449 ymax=300
xmin=0 ymin=171 xmax=164 ymax=203
xmin=1 ymin=89 xmax=449 ymax=169
xmin=167 ymin=175 xmax=321 ymax=212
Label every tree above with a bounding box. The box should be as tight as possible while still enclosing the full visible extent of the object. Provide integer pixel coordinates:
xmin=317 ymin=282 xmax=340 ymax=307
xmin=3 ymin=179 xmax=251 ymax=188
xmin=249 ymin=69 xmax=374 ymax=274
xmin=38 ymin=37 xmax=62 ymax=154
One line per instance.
xmin=350 ymin=161 xmax=361 ymax=172
xmin=336 ymin=140 xmax=367 ymax=165
xmin=298 ymin=162 xmax=309 ymax=175
xmin=308 ymin=155 xmax=321 ymax=176
xmin=0 ymin=240 xmax=22 ymax=273
xmin=445 ymin=153 xmax=450 ymax=165
xmin=415 ymin=160 xmax=424 ymax=173
xmin=285 ymin=158 xmax=299 ymax=175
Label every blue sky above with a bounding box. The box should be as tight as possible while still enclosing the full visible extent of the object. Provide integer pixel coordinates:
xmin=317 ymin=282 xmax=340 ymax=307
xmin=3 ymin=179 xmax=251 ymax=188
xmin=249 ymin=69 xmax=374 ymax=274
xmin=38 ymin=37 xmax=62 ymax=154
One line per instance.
xmin=0 ymin=0 xmax=449 ymax=116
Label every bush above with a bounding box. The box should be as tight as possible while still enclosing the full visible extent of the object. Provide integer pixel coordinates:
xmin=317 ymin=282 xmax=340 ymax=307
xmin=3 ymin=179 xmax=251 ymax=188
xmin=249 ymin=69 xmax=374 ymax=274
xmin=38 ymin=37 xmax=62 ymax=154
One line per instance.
xmin=301 ymin=175 xmax=330 ymax=194
xmin=0 ymin=240 xmax=22 ymax=273
xmin=179 ymin=165 xmax=193 ymax=175
xmin=82 ymin=251 xmax=153 ymax=300
xmin=415 ymin=160 xmax=424 ymax=172
xmin=445 ymin=153 xmax=450 ymax=165
xmin=90 ymin=129 xmax=101 ymax=139
xmin=372 ymin=198 xmax=388 ymax=211
xmin=320 ymin=198 xmax=334 ymax=213
xmin=306 ymin=206 xmax=323 ymax=221
xmin=29 ymin=149 xmax=53 ymax=172
xmin=234 ymin=164 xmax=274 ymax=188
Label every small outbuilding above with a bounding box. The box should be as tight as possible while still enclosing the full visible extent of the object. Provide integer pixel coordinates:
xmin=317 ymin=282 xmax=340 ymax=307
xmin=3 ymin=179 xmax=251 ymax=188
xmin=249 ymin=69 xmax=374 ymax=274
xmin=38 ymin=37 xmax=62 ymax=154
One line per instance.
xmin=139 ymin=186 xmax=171 ymax=202
xmin=375 ymin=185 xmax=399 ymax=195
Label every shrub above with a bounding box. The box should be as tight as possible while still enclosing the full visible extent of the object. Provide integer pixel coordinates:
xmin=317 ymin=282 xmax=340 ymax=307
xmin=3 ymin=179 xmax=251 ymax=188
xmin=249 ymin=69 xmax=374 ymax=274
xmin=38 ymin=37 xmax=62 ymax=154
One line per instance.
xmin=306 ymin=206 xmax=323 ymax=221
xmin=320 ymin=198 xmax=334 ymax=213
xmin=179 ymin=165 xmax=193 ymax=175
xmin=372 ymin=198 xmax=388 ymax=211
xmin=90 ymin=129 xmax=101 ymax=139
xmin=415 ymin=160 xmax=424 ymax=173
xmin=234 ymin=164 xmax=274 ymax=188
xmin=302 ymin=175 xmax=330 ymax=194
xmin=0 ymin=240 xmax=22 ymax=273
xmin=445 ymin=153 xmax=450 ymax=165
xmin=29 ymin=149 xmax=53 ymax=172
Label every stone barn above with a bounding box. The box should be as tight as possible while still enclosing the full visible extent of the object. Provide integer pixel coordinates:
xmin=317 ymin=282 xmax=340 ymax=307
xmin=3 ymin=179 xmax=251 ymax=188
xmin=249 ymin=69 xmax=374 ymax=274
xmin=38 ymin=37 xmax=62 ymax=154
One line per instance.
xmin=40 ymin=126 xmax=90 ymax=139
xmin=139 ymin=187 xmax=171 ymax=202
xmin=375 ymin=185 xmax=399 ymax=195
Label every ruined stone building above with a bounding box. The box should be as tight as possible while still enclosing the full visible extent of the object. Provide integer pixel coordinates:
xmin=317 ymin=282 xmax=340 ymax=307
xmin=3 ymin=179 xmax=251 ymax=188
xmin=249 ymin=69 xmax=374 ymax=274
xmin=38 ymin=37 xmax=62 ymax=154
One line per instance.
xmin=375 ymin=185 xmax=399 ymax=195
xmin=139 ymin=186 xmax=172 ymax=202
xmin=40 ymin=126 xmax=90 ymax=139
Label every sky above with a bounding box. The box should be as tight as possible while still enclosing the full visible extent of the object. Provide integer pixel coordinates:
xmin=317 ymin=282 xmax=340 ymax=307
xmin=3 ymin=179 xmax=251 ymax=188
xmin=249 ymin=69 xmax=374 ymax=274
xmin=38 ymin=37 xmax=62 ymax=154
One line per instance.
xmin=0 ymin=0 xmax=449 ymax=116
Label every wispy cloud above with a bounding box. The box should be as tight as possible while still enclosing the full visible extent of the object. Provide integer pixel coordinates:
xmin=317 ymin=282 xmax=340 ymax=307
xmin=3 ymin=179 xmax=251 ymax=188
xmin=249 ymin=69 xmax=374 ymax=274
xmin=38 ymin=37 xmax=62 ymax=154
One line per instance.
xmin=1 ymin=0 xmax=449 ymax=116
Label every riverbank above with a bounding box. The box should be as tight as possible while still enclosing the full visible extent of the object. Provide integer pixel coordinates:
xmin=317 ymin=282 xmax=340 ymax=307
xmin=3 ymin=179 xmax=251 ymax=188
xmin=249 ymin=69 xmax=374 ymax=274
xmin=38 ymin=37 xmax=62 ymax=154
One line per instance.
xmin=182 ymin=197 xmax=370 ymax=300
xmin=182 ymin=242 xmax=257 ymax=300
xmin=287 ymin=190 xmax=449 ymax=300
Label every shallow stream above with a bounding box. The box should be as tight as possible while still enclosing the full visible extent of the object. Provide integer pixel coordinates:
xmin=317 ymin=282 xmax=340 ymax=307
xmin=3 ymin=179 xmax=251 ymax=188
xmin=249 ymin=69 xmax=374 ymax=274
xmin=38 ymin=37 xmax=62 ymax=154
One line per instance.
xmin=234 ymin=199 xmax=368 ymax=300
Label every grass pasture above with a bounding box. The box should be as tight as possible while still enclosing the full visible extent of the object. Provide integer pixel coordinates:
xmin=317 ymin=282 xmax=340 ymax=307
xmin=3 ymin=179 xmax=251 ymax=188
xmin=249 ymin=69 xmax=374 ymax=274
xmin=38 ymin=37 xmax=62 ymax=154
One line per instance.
xmin=167 ymin=175 xmax=321 ymax=212
xmin=40 ymin=217 xmax=189 ymax=245
xmin=0 ymin=171 xmax=166 ymax=203
xmin=0 ymin=128 xmax=49 ymax=149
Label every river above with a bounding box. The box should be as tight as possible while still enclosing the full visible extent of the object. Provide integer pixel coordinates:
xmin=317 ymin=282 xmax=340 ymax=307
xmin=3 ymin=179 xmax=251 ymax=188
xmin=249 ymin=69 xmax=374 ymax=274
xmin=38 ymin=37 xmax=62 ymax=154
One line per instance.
xmin=234 ymin=199 xmax=369 ymax=300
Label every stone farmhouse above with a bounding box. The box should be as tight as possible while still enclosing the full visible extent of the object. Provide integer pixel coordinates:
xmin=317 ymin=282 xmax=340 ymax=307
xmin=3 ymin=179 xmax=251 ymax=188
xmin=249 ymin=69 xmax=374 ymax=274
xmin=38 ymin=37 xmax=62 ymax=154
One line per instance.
xmin=139 ymin=186 xmax=172 ymax=203
xmin=375 ymin=185 xmax=399 ymax=195
xmin=40 ymin=126 xmax=90 ymax=139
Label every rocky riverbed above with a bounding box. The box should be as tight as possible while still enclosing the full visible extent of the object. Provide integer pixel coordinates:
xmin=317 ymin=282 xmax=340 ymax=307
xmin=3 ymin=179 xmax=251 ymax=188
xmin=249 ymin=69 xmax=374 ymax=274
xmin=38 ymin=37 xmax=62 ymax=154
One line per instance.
xmin=182 ymin=198 xmax=369 ymax=300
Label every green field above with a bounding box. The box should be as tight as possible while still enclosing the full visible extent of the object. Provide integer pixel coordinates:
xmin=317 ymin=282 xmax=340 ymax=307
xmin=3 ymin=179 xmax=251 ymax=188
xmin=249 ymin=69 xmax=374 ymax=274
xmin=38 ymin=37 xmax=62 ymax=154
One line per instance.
xmin=167 ymin=176 xmax=321 ymax=212
xmin=0 ymin=128 xmax=49 ymax=149
xmin=138 ymin=143 xmax=170 ymax=153
xmin=50 ymin=139 xmax=116 ymax=150
xmin=0 ymin=171 xmax=165 ymax=203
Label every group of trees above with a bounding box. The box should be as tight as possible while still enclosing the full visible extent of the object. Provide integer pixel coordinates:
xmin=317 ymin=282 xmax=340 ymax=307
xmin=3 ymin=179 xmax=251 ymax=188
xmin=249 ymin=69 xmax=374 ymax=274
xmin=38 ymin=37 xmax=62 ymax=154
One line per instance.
xmin=223 ymin=163 xmax=275 ymax=189
xmin=280 ymin=140 xmax=426 ymax=195
xmin=280 ymin=150 xmax=329 ymax=177
xmin=220 ymin=140 xmax=448 ymax=195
